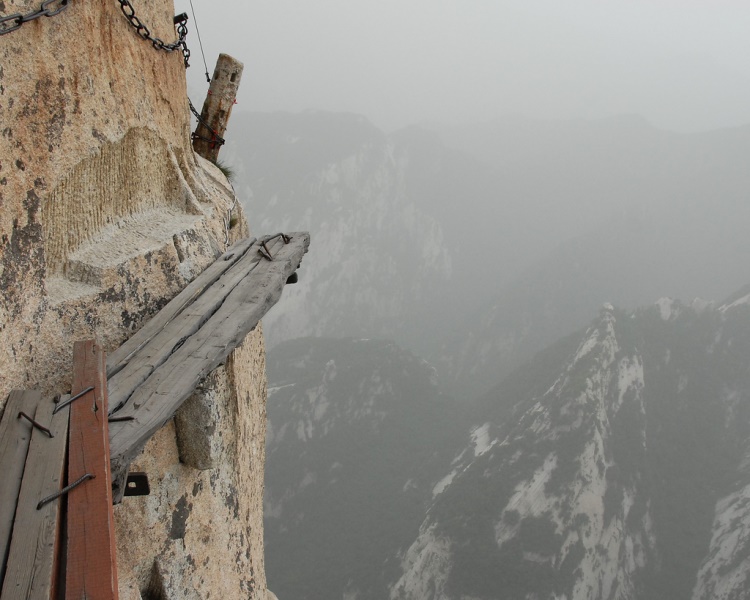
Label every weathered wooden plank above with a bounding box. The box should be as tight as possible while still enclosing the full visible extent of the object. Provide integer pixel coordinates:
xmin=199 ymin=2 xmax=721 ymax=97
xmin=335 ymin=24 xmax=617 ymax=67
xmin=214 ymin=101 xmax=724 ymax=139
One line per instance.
xmin=1 ymin=395 xmax=69 ymax=600
xmin=66 ymin=341 xmax=119 ymax=600
xmin=0 ymin=390 xmax=42 ymax=591
xmin=107 ymin=235 xmax=257 ymax=376
xmin=107 ymin=235 xmax=257 ymax=379
xmin=107 ymin=235 xmax=277 ymax=414
xmin=109 ymin=232 xmax=310 ymax=487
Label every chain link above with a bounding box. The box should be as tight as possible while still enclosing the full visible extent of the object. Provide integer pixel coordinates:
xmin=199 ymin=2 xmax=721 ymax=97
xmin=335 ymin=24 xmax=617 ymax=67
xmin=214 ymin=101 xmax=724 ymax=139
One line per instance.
xmin=116 ymin=0 xmax=191 ymax=67
xmin=0 ymin=0 xmax=191 ymax=72
xmin=0 ymin=0 xmax=69 ymax=35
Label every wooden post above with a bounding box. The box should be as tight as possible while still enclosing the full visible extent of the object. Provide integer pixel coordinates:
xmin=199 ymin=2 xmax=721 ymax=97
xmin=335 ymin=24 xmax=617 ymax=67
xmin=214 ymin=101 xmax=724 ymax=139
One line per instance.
xmin=192 ymin=53 xmax=244 ymax=162
xmin=66 ymin=341 xmax=119 ymax=600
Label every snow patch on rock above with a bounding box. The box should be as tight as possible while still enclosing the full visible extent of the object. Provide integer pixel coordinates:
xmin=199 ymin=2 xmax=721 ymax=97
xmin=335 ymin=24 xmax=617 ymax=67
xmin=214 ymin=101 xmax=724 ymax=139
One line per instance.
xmin=692 ymin=482 xmax=750 ymax=600
xmin=390 ymin=525 xmax=453 ymax=600
xmin=656 ymin=297 xmax=677 ymax=320
xmin=471 ymin=423 xmax=494 ymax=457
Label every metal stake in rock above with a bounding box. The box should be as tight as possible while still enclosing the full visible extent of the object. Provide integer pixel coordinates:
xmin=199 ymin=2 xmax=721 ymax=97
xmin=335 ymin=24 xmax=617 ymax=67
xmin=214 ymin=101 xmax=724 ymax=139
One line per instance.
xmin=192 ymin=53 xmax=244 ymax=162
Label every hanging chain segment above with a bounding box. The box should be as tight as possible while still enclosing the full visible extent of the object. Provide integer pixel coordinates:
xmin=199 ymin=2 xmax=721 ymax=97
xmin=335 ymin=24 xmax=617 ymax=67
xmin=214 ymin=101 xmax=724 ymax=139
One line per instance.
xmin=115 ymin=0 xmax=191 ymax=67
xmin=0 ymin=0 xmax=69 ymax=35
xmin=1 ymin=0 xmax=191 ymax=70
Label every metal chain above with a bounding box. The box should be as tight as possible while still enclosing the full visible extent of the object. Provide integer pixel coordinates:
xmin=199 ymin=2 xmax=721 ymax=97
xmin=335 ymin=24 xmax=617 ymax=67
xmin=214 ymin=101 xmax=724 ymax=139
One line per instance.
xmin=1 ymin=0 xmax=191 ymax=72
xmin=116 ymin=0 xmax=191 ymax=68
xmin=189 ymin=98 xmax=225 ymax=148
xmin=0 ymin=0 xmax=69 ymax=35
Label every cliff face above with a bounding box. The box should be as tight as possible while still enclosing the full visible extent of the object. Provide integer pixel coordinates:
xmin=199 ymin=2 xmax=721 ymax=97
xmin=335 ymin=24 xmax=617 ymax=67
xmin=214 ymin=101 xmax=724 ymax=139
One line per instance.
xmin=1 ymin=1 xmax=267 ymax=597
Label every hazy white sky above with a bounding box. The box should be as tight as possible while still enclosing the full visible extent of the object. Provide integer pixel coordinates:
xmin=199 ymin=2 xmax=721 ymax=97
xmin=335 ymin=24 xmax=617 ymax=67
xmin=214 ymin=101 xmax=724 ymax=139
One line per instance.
xmin=173 ymin=0 xmax=750 ymax=132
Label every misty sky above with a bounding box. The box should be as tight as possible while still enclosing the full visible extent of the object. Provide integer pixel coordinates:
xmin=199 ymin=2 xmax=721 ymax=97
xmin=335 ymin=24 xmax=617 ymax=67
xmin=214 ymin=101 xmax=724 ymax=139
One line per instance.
xmin=174 ymin=1 xmax=750 ymax=133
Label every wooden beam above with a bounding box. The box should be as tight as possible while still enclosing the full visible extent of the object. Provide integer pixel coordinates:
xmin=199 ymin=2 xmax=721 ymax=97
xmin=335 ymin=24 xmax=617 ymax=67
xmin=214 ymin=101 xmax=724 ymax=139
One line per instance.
xmin=0 ymin=390 xmax=42 ymax=591
xmin=66 ymin=341 xmax=119 ymax=600
xmin=1 ymin=395 xmax=69 ymax=600
xmin=106 ymin=235 xmax=257 ymax=380
xmin=108 ymin=232 xmax=310 ymax=490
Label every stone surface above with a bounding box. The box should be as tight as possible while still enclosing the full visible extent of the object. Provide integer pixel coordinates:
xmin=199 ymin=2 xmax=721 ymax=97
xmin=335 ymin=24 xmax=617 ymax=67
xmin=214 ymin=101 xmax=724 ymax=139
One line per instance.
xmin=115 ymin=331 xmax=268 ymax=600
xmin=0 ymin=0 xmax=247 ymax=402
xmin=0 ymin=1 xmax=269 ymax=598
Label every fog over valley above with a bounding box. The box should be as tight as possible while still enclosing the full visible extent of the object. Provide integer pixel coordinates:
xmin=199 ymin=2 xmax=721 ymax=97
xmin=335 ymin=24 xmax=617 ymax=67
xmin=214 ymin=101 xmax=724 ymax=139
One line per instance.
xmin=175 ymin=2 xmax=750 ymax=598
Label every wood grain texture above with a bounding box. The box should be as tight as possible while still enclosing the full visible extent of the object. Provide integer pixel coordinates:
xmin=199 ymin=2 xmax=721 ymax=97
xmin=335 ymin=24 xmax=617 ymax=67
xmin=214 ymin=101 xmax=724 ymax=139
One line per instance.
xmin=1 ymin=395 xmax=69 ymax=600
xmin=107 ymin=236 xmax=268 ymax=414
xmin=0 ymin=390 xmax=42 ymax=592
xmin=108 ymin=232 xmax=310 ymax=486
xmin=106 ymin=235 xmax=257 ymax=380
xmin=66 ymin=341 xmax=118 ymax=600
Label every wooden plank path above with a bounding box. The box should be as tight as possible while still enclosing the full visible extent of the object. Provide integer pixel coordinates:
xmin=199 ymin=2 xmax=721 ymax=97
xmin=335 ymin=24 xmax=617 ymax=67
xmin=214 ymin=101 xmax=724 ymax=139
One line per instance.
xmin=0 ymin=230 xmax=308 ymax=594
xmin=0 ymin=345 xmax=119 ymax=599
xmin=106 ymin=235 xmax=263 ymax=412
xmin=106 ymin=235 xmax=258 ymax=381
xmin=0 ymin=391 xmax=69 ymax=599
xmin=108 ymin=231 xmax=309 ymax=496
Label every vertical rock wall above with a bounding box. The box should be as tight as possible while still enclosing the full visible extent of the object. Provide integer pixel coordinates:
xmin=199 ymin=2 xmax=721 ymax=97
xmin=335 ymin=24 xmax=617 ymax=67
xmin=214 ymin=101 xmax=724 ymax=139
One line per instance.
xmin=0 ymin=1 xmax=267 ymax=597
xmin=116 ymin=333 xmax=268 ymax=599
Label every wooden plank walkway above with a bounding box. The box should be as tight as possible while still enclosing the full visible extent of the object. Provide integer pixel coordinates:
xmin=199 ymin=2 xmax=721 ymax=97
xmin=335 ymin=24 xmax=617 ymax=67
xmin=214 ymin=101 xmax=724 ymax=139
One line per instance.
xmin=0 ymin=391 xmax=69 ymax=599
xmin=0 ymin=230 xmax=309 ymax=594
xmin=107 ymin=231 xmax=309 ymax=496
xmin=106 ymin=235 xmax=259 ymax=381
xmin=66 ymin=341 xmax=118 ymax=600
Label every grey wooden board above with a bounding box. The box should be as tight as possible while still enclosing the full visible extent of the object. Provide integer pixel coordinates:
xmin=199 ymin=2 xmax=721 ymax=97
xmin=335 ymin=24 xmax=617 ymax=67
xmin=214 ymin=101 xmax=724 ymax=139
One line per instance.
xmin=0 ymin=390 xmax=41 ymax=591
xmin=107 ymin=236 xmax=276 ymax=414
xmin=109 ymin=232 xmax=309 ymax=484
xmin=1 ymin=395 xmax=69 ymax=600
xmin=107 ymin=235 xmax=257 ymax=380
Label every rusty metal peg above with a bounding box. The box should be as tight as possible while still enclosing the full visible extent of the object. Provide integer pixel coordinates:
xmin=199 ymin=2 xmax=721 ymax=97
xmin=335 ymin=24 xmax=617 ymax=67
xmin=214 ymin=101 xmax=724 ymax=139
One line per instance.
xmin=53 ymin=386 xmax=94 ymax=414
xmin=17 ymin=411 xmax=54 ymax=437
xmin=37 ymin=473 xmax=95 ymax=510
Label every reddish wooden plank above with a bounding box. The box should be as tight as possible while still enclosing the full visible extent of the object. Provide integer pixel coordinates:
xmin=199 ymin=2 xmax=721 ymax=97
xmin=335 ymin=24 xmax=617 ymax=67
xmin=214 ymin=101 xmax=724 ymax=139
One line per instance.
xmin=1 ymin=395 xmax=69 ymax=600
xmin=0 ymin=390 xmax=42 ymax=591
xmin=66 ymin=341 xmax=119 ymax=600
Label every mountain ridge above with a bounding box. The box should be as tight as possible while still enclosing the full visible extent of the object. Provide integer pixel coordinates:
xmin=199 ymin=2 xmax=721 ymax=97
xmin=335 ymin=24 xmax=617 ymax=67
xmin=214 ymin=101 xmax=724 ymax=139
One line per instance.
xmin=395 ymin=290 xmax=750 ymax=600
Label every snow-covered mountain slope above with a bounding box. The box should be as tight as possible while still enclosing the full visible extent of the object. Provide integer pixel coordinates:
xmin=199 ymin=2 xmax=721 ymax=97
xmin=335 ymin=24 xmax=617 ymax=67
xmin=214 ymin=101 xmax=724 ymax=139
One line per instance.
xmin=263 ymin=338 xmax=469 ymax=600
xmin=691 ymin=285 xmax=750 ymax=600
xmin=261 ymin=287 xmax=750 ymax=600
xmin=393 ymin=288 xmax=750 ymax=600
